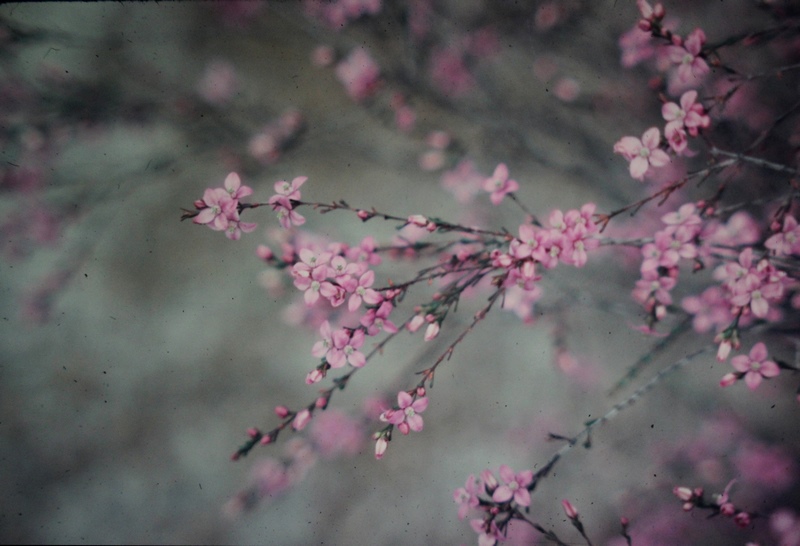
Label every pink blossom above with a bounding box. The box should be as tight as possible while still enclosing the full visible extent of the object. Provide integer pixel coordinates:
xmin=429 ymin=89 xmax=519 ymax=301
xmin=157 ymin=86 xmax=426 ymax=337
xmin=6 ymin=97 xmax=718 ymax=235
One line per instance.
xmin=453 ymin=474 xmax=481 ymax=520
xmin=681 ymin=287 xmax=733 ymax=334
xmin=381 ymin=391 xmax=428 ymax=435
xmin=273 ymin=176 xmax=307 ymax=201
xmin=561 ymin=499 xmax=579 ymax=519
xmin=345 ymin=236 xmax=382 ymax=265
xmin=360 ymin=301 xmax=398 ymax=335
xmin=470 ymin=518 xmax=504 ymax=546
xmin=668 ymin=29 xmax=709 ymax=83
xmin=344 ymin=269 xmax=381 ymax=311
xmin=328 ymin=328 xmax=366 ymax=368
xmin=193 ymin=187 xmax=236 ymax=230
xmin=492 ymin=464 xmax=533 ymax=507
xmin=429 ymin=47 xmax=475 ymax=97
xmin=613 ymin=127 xmax=671 ymax=180
xmin=335 ymin=48 xmax=381 ymax=102
xmin=662 ymin=90 xmax=711 ymax=136
xmin=224 ymin=217 xmax=257 ymax=240
xmin=730 ymin=342 xmax=779 ymax=390
xmin=765 ymin=215 xmax=800 ymax=257
xmin=483 ymin=163 xmax=520 ymax=205
xmin=619 ymin=25 xmax=656 ymax=68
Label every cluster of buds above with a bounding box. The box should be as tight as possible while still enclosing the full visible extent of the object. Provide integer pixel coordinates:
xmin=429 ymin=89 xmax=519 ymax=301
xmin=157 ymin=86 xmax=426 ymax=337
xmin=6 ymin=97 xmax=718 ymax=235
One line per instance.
xmin=673 ymin=482 xmax=754 ymax=529
xmin=636 ymin=0 xmax=665 ymax=32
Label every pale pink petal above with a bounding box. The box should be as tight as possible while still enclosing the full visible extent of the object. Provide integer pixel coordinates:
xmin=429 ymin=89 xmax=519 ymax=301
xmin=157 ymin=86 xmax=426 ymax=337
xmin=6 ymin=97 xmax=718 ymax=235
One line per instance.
xmin=744 ymin=371 xmax=763 ymax=391
xmin=749 ymin=342 xmax=768 ymax=362
xmin=642 ymin=127 xmax=661 ymax=149
xmin=630 ymin=156 xmax=649 ymax=179
xmin=760 ymin=360 xmax=780 ymax=378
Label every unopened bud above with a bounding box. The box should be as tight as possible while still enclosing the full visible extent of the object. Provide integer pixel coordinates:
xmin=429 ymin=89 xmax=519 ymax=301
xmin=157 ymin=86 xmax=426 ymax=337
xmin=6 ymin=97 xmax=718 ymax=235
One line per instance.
xmin=274 ymin=405 xmax=290 ymax=418
xmin=375 ymin=437 xmax=388 ymax=459
xmin=424 ymin=322 xmax=440 ymax=341
xmin=720 ymin=372 xmax=738 ymax=388
xmin=407 ymin=214 xmax=428 ymax=227
xmin=561 ymin=499 xmax=579 ymax=519
xmin=292 ymin=409 xmax=311 ymax=431
xmin=408 ymin=314 xmax=425 ymax=332
xmin=674 ymin=486 xmax=694 ymax=501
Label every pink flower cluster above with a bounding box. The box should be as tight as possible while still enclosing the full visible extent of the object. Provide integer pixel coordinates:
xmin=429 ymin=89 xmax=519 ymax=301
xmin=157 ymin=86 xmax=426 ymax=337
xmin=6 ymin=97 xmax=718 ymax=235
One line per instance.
xmin=712 ymin=247 xmax=788 ymax=322
xmin=765 ymin=214 xmax=800 ymax=257
xmin=632 ymin=203 xmax=701 ymax=325
xmin=192 ymin=172 xmax=257 ymax=240
xmin=453 ymin=465 xmax=535 ymax=545
xmin=673 ymin=481 xmax=752 ymax=528
xmin=277 ymin=237 xmax=403 ymax=385
xmin=268 ymin=176 xmax=307 ymax=229
xmin=662 ymin=90 xmax=710 ymax=154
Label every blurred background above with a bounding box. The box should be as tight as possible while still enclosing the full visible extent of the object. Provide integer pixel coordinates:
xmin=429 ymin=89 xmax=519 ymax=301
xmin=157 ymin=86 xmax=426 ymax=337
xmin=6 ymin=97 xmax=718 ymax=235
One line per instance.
xmin=1 ymin=1 xmax=798 ymax=544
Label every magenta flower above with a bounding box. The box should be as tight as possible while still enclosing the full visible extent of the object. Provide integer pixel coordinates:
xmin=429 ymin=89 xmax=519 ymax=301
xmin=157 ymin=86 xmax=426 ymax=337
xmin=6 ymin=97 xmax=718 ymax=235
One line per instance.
xmin=382 ymin=391 xmax=428 ymax=435
xmin=193 ymin=187 xmax=236 ymax=230
xmin=730 ymin=342 xmax=779 ymax=390
xmin=344 ymin=269 xmax=382 ymax=311
xmin=470 ymin=518 xmax=504 ymax=546
xmin=765 ymin=215 xmax=800 ymax=257
xmin=224 ymin=217 xmax=257 ymax=241
xmin=223 ymin=171 xmax=253 ymax=200
xmin=491 ymin=464 xmax=533 ymax=507
xmin=483 ymin=163 xmax=519 ymax=205
xmin=668 ymin=29 xmax=709 ymax=83
xmin=662 ymin=90 xmax=711 ymax=136
xmin=453 ymin=474 xmax=481 ymax=520
xmin=273 ymin=176 xmax=307 ymax=201
xmin=268 ymin=176 xmax=307 ymax=229
xmin=614 ymin=127 xmax=671 ymax=180
xmin=360 ymin=301 xmax=398 ymax=335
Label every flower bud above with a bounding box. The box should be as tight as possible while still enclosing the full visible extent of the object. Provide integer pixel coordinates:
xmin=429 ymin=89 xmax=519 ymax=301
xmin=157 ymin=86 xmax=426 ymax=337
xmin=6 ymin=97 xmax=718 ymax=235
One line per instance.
xmin=274 ymin=405 xmax=290 ymax=418
xmin=292 ymin=409 xmax=311 ymax=431
xmin=256 ymin=244 xmax=274 ymax=261
xmin=720 ymin=502 xmax=736 ymax=517
xmin=407 ymin=214 xmax=428 ymax=227
xmin=408 ymin=314 xmax=425 ymax=332
xmin=424 ymin=322 xmax=440 ymax=341
xmin=674 ymin=486 xmax=694 ymax=501
xmin=720 ymin=372 xmax=738 ymax=388
xmin=561 ymin=499 xmax=579 ymax=519
xmin=716 ymin=340 xmax=732 ymax=362
xmin=734 ymin=512 xmax=751 ymax=528
xmin=306 ymin=369 xmax=324 ymax=385
xmin=375 ymin=437 xmax=388 ymax=459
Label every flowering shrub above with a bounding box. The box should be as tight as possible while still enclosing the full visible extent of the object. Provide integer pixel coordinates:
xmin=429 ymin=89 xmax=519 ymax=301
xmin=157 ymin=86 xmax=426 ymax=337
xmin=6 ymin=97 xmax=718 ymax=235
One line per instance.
xmin=180 ymin=1 xmax=800 ymax=544
xmin=4 ymin=0 xmax=800 ymax=544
